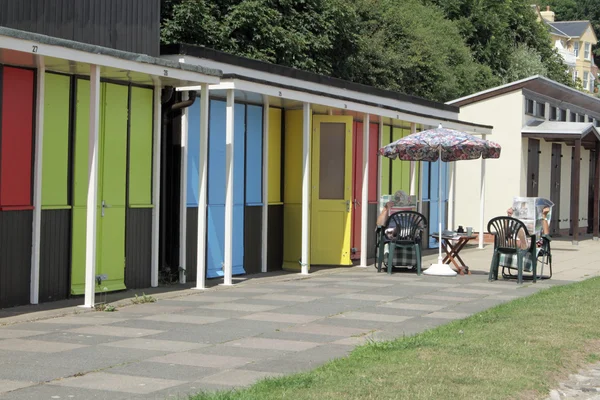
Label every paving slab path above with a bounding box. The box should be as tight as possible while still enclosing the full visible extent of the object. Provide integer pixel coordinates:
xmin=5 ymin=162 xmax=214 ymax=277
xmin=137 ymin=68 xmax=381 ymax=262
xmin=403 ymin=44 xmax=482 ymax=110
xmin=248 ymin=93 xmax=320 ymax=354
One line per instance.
xmin=1 ymin=238 xmax=599 ymax=400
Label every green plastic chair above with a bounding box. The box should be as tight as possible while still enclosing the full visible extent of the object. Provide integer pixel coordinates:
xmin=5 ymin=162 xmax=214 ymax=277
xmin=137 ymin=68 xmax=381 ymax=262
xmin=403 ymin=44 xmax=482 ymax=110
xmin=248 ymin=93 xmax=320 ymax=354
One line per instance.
xmin=487 ymin=216 xmax=537 ymax=284
xmin=376 ymin=211 xmax=427 ymax=275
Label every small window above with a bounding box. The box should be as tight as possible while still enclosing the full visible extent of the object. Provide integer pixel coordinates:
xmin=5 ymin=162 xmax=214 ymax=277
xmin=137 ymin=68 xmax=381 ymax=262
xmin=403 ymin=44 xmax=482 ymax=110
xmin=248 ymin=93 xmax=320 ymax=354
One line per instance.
xmin=558 ymin=108 xmax=567 ymax=122
xmin=584 ymin=71 xmax=590 ymax=91
xmin=585 ymin=42 xmax=591 ymax=60
xmin=570 ymin=111 xmax=577 ymax=122
xmin=574 ymin=41 xmax=580 ymax=57
xmin=595 ymin=119 xmax=600 ymax=128
xmin=536 ymin=102 xmax=546 ymax=118
xmin=588 ymin=115 xmax=594 ymax=123
xmin=525 ymin=98 xmax=535 ymax=115
xmin=578 ymin=114 xmax=586 ymax=122
xmin=574 ymin=69 xmax=579 ymax=82
xmin=549 ymin=106 xmax=557 ymax=121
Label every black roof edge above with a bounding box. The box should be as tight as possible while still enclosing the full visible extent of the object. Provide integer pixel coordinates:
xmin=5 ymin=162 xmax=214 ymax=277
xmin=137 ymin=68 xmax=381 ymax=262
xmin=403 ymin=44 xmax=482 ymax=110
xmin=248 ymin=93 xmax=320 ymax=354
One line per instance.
xmin=210 ymin=73 xmax=492 ymax=130
xmin=161 ymin=43 xmax=460 ymax=114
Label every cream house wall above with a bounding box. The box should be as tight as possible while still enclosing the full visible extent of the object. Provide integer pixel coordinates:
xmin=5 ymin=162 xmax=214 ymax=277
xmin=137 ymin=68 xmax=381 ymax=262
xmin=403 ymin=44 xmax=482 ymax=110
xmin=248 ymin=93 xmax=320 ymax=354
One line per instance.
xmin=454 ymin=90 xmax=524 ymax=230
xmin=538 ymin=139 xmax=552 ymax=199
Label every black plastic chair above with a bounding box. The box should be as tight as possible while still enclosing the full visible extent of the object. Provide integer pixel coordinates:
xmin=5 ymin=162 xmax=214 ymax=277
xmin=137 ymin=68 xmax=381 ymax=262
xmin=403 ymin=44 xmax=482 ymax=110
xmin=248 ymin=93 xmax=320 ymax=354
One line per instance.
xmin=487 ymin=216 xmax=537 ymax=284
xmin=376 ymin=211 xmax=427 ymax=275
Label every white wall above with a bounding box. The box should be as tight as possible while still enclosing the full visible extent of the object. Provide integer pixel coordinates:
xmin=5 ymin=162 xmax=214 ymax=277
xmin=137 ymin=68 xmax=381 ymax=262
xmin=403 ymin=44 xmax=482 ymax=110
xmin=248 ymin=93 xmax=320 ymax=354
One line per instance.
xmin=454 ymin=90 xmax=525 ymax=230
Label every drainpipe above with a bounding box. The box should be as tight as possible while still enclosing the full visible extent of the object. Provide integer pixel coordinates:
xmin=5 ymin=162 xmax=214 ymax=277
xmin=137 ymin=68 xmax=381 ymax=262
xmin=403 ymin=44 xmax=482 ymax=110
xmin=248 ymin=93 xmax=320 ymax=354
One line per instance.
xmin=159 ymin=88 xmax=198 ymax=281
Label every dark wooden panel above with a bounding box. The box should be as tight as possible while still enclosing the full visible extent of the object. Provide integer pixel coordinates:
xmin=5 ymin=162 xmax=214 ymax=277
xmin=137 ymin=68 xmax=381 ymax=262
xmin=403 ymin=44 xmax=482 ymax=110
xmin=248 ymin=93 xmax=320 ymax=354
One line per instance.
xmin=125 ymin=208 xmax=152 ymax=289
xmin=527 ymin=139 xmax=540 ymax=197
xmin=244 ymin=206 xmax=263 ymax=275
xmin=0 ymin=0 xmax=160 ymax=56
xmin=267 ymin=205 xmax=283 ymax=272
xmin=186 ymin=207 xmax=198 ymax=283
xmin=0 ymin=210 xmax=32 ymax=308
xmin=550 ymin=143 xmax=562 ymax=236
xmin=421 ymin=202 xmax=431 ymax=249
xmin=367 ymin=203 xmax=377 ymax=260
xmin=39 ymin=209 xmax=71 ymax=302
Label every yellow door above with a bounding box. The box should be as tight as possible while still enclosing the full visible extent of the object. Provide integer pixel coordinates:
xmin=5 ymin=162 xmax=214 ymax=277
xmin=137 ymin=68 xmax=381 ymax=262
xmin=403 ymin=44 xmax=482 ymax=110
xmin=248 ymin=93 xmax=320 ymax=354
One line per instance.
xmin=311 ymin=115 xmax=353 ymax=265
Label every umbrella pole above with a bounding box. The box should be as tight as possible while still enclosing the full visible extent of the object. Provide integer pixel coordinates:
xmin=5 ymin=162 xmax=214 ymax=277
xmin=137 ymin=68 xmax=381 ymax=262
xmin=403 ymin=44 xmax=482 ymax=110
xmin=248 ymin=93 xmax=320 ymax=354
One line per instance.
xmin=423 ymin=145 xmax=457 ymax=276
xmin=438 ymin=147 xmax=443 ymax=265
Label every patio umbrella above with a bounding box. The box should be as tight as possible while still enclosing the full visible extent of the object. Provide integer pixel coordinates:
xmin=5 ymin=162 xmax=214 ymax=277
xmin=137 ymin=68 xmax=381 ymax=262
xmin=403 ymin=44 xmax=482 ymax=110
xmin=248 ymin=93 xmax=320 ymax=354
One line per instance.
xmin=379 ymin=124 xmax=501 ymax=276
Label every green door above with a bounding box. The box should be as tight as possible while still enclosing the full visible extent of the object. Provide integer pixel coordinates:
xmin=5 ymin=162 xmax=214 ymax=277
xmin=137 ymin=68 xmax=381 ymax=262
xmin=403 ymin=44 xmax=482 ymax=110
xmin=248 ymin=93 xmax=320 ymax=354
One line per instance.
xmin=71 ymin=80 xmax=128 ymax=294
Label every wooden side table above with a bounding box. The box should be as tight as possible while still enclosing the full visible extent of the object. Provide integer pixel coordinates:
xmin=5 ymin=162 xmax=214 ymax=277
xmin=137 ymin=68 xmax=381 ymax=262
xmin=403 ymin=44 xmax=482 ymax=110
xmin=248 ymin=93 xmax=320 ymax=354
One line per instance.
xmin=430 ymin=234 xmax=477 ymax=275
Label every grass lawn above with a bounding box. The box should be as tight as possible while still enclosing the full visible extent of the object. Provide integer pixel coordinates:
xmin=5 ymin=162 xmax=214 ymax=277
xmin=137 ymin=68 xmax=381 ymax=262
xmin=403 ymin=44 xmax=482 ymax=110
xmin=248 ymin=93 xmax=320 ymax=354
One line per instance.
xmin=190 ymin=278 xmax=600 ymax=400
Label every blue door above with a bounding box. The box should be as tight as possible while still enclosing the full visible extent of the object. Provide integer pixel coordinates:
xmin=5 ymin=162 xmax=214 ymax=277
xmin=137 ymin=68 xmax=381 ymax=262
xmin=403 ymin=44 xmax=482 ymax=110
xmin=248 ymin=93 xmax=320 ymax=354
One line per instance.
xmin=205 ymin=100 xmax=246 ymax=278
xmin=427 ymin=160 xmax=449 ymax=248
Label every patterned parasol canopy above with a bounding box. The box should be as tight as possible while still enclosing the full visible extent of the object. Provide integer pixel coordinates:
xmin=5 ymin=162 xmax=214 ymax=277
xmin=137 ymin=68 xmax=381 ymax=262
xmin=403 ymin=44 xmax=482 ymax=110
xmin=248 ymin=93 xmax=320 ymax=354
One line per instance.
xmin=378 ymin=127 xmax=501 ymax=162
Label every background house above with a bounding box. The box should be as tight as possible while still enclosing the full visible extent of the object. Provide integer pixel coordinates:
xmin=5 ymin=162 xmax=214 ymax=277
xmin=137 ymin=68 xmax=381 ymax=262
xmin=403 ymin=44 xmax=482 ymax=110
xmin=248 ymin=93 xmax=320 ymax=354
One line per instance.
xmin=535 ymin=6 xmax=598 ymax=93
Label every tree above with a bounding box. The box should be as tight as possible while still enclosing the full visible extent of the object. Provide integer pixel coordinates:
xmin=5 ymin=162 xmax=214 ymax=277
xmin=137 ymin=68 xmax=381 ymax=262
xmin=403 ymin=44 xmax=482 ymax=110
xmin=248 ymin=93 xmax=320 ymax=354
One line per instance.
xmin=427 ymin=0 xmax=573 ymax=86
xmin=161 ymin=0 xmax=360 ymax=75
xmin=502 ymin=44 xmax=548 ymax=83
xmin=337 ymin=0 xmax=497 ymax=102
xmin=161 ymin=0 xmax=495 ymax=102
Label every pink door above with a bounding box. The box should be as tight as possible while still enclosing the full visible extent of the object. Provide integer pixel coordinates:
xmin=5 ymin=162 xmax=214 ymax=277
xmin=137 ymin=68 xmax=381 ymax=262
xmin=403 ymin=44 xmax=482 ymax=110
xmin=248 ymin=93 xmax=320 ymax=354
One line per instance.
xmin=351 ymin=122 xmax=379 ymax=259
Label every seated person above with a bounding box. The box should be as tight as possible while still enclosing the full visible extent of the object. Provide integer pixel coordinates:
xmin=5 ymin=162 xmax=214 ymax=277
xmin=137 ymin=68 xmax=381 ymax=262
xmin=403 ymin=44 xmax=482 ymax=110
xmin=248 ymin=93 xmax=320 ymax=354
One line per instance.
xmin=500 ymin=205 xmax=550 ymax=273
xmin=376 ymin=201 xmax=420 ymax=268
xmin=506 ymin=206 xmax=550 ymax=249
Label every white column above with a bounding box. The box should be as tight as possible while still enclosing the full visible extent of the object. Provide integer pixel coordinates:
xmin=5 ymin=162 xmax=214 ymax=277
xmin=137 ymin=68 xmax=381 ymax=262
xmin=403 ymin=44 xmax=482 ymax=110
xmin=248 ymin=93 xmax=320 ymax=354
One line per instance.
xmin=301 ymin=102 xmax=311 ymax=275
xmin=223 ymin=89 xmax=235 ymax=285
xmin=83 ymin=65 xmax=101 ymax=308
xmin=479 ymin=135 xmax=486 ymax=249
xmin=448 ymin=162 xmax=455 ymax=231
xmin=409 ymin=123 xmax=417 ymax=196
xmin=195 ymin=84 xmax=209 ymax=290
xmin=360 ymin=114 xmax=370 ymax=267
xmin=178 ymin=92 xmax=189 ymax=284
xmin=151 ymin=81 xmax=162 ymax=288
xmin=377 ymin=119 xmax=383 ymax=200
xmin=261 ymin=95 xmax=270 ymax=273
xmin=30 ymin=59 xmax=45 ymax=305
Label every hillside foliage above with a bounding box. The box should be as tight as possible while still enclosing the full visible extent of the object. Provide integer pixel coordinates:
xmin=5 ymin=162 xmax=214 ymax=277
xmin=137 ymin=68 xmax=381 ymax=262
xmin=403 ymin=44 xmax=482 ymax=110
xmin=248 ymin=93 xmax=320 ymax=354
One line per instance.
xmin=161 ymin=0 xmax=574 ymax=102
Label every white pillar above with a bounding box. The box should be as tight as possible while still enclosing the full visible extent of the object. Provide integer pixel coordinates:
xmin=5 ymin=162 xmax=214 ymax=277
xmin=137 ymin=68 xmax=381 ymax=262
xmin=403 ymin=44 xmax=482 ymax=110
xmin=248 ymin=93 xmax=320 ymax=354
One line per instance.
xmin=195 ymin=84 xmax=209 ymax=290
xmin=261 ymin=95 xmax=270 ymax=273
xmin=30 ymin=59 xmax=45 ymax=305
xmin=301 ymin=102 xmax=311 ymax=275
xmin=448 ymin=162 xmax=455 ymax=231
xmin=479 ymin=134 xmax=486 ymax=249
xmin=179 ymin=92 xmax=189 ymax=284
xmin=83 ymin=65 xmax=101 ymax=308
xmin=360 ymin=114 xmax=370 ymax=267
xmin=223 ymin=89 xmax=235 ymax=285
xmin=151 ymin=81 xmax=162 ymax=288
xmin=409 ymin=123 xmax=417 ymax=196
xmin=377 ymin=119 xmax=383 ymax=201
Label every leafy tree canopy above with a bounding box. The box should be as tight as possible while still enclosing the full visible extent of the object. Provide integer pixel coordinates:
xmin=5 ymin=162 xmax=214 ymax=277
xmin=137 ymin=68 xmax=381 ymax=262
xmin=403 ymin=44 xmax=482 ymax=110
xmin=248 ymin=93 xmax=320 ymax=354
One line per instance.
xmin=161 ymin=0 xmax=572 ymax=102
xmin=426 ymin=0 xmax=572 ymax=86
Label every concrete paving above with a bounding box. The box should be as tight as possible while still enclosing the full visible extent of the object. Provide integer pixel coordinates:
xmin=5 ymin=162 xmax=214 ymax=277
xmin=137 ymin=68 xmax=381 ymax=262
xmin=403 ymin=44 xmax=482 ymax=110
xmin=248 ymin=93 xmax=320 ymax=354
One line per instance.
xmin=1 ymin=237 xmax=599 ymax=400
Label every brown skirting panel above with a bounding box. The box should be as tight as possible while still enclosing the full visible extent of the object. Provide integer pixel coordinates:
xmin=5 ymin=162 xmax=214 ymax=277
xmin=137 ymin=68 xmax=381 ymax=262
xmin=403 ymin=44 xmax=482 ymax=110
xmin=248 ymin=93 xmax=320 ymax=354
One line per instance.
xmin=366 ymin=203 xmax=378 ymax=260
xmin=244 ymin=206 xmax=263 ymax=275
xmin=185 ymin=207 xmax=198 ymax=283
xmin=125 ymin=208 xmax=152 ymax=289
xmin=0 ymin=210 xmax=32 ymax=308
xmin=39 ymin=209 xmax=71 ymax=303
xmin=267 ymin=205 xmax=284 ymax=272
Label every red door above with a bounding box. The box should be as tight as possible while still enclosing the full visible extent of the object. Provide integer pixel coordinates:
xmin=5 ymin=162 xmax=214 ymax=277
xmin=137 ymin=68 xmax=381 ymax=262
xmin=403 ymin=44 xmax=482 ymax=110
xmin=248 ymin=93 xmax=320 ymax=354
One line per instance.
xmin=351 ymin=122 xmax=379 ymax=259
